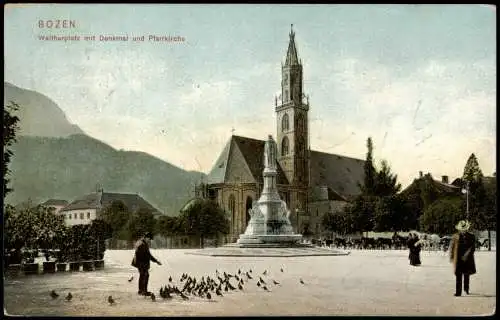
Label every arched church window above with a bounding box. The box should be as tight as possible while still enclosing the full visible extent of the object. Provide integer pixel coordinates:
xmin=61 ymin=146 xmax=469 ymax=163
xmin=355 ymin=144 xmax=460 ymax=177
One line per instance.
xmin=228 ymin=194 xmax=236 ymax=222
xmin=282 ymin=113 xmax=289 ymax=132
xmin=281 ymin=136 xmax=289 ymax=156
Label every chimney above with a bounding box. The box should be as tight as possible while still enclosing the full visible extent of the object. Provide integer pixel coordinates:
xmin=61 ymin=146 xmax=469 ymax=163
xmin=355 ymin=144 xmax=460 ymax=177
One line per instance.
xmin=419 ymin=171 xmax=423 ymax=178
xmin=442 ymin=175 xmax=449 ymax=184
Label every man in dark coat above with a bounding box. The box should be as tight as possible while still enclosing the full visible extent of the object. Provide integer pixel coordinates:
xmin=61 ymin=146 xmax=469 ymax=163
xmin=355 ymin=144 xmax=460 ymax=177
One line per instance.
xmin=450 ymin=220 xmax=476 ymax=296
xmin=132 ymin=232 xmax=162 ymax=296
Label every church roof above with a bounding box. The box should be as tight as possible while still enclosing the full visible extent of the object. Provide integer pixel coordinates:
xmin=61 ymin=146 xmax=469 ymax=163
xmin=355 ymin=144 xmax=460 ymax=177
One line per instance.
xmin=207 ymin=135 xmax=289 ymax=185
xmin=207 ymin=135 xmax=365 ymax=199
xmin=309 ymin=150 xmax=365 ymax=199
xmin=206 ymin=139 xmax=231 ymax=184
xmin=285 ymin=25 xmax=300 ymax=66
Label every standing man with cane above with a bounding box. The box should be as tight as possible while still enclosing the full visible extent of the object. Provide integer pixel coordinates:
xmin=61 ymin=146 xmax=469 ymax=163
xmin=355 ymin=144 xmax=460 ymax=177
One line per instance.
xmin=131 ymin=232 xmax=162 ymax=296
xmin=450 ymin=220 xmax=476 ymax=296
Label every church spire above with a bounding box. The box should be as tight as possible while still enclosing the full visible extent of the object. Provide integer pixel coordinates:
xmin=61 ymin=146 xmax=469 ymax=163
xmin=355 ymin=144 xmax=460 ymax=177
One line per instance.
xmin=285 ymin=24 xmax=300 ymax=66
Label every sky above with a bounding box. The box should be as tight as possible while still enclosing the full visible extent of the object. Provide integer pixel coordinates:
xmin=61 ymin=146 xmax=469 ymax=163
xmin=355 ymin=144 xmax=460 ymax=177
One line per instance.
xmin=4 ymin=4 xmax=496 ymax=188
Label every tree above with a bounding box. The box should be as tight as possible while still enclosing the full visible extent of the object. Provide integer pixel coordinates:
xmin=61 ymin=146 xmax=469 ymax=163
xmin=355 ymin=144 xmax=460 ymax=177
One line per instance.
xmin=374 ymin=160 xmax=401 ymax=197
xmin=178 ymin=199 xmax=229 ymax=248
xmin=100 ymin=200 xmax=130 ymax=240
xmin=462 ymin=153 xmax=483 ymax=182
xmin=419 ymin=197 xmax=464 ymax=236
xmin=4 ymin=204 xmax=67 ymax=251
xmin=461 ymin=153 xmax=489 ymax=240
xmin=125 ymin=208 xmax=156 ymax=241
xmin=343 ymin=195 xmax=375 ymax=234
xmin=3 ymin=101 xmax=20 ymax=198
xmin=156 ymin=215 xmax=184 ymax=237
xmin=360 ymin=137 xmax=377 ymax=196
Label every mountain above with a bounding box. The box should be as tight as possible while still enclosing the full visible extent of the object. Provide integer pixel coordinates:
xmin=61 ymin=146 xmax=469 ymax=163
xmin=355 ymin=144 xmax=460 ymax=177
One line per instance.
xmin=4 ymin=82 xmax=85 ymax=137
xmin=4 ymin=83 xmax=206 ymax=215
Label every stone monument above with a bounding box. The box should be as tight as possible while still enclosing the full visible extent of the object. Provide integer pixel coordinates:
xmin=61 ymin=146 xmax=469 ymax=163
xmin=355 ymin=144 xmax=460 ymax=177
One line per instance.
xmin=236 ymin=135 xmax=303 ymax=247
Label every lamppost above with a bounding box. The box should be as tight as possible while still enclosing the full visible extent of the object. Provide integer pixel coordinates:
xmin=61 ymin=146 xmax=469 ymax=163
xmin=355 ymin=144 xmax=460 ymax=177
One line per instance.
xmin=461 ymin=181 xmax=470 ymax=220
xmin=295 ymin=208 xmax=300 ymax=233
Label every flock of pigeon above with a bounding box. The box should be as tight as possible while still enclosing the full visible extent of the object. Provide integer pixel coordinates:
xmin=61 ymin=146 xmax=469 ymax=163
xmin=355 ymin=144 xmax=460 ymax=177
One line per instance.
xmin=49 ymin=267 xmax=307 ymax=305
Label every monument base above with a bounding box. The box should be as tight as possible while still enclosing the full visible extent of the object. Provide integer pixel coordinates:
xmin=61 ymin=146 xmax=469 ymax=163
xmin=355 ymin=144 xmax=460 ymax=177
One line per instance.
xmin=236 ymin=234 xmax=303 ymax=247
xmin=186 ymin=245 xmax=350 ymax=257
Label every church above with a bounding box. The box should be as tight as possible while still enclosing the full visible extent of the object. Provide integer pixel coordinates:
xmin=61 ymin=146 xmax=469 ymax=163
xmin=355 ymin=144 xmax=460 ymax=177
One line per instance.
xmin=197 ymin=26 xmax=366 ymax=242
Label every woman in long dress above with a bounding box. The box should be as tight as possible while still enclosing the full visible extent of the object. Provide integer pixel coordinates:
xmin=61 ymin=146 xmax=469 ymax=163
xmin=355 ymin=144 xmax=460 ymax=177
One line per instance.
xmin=407 ymin=233 xmax=422 ymax=266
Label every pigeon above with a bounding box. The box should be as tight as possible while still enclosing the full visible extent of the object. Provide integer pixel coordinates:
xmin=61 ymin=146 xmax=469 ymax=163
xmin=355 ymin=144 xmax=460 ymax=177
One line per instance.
xmin=272 ymin=280 xmax=280 ymax=285
xmin=150 ymin=293 xmax=156 ymax=302
xmin=235 ymin=275 xmax=240 ymax=281
xmin=263 ymin=286 xmax=269 ymax=291
xmin=263 ymin=270 xmax=267 ymax=275
xmin=249 ymin=269 xmax=252 ymax=273
xmin=238 ymin=269 xmax=241 ymax=275
xmin=50 ymin=290 xmax=59 ymax=299
xmin=280 ymin=268 xmax=284 ymax=273
xmin=169 ymin=276 xmax=172 ymax=282
xmin=238 ymin=283 xmax=243 ymax=290
xmin=65 ymin=292 xmax=73 ymax=301
xmin=128 ymin=276 xmax=134 ymax=282
xmin=216 ymin=288 xmax=223 ymax=297
xmin=257 ymin=281 xmax=261 ymax=287
xmin=300 ymin=278 xmax=305 ymax=285
xmin=206 ymin=292 xmax=212 ymax=300
xmin=246 ymin=272 xmax=253 ymax=280
xmin=259 ymin=277 xmax=266 ymax=285
xmin=108 ymin=295 xmax=115 ymax=305
xmin=180 ymin=292 xmax=189 ymax=300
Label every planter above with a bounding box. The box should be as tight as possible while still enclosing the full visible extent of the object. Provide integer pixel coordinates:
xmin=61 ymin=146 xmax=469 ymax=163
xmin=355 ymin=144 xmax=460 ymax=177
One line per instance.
xmin=43 ymin=261 xmax=56 ymax=273
xmin=22 ymin=263 xmax=40 ymax=275
xmin=6 ymin=264 xmax=22 ymax=277
xmin=56 ymin=263 xmax=67 ymax=272
xmin=69 ymin=262 xmax=81 ymax=272
xmin=82 ymin=261 xmax=94 ymax=271
xmin=94 ymin=260 xmax=105 ymax=269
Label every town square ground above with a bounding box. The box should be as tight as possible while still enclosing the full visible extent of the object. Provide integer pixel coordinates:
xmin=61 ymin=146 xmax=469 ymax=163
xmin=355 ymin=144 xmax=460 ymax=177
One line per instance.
xmin=4 ymin=248 xmax=496 ymax=316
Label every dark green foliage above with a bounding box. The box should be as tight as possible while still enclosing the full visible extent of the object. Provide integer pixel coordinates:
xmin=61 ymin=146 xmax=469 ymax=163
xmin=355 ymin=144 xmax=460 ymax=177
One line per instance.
xmin=4 ymin=204 xmax=67 ymax=251
xmin=3 ymin=101 xmax=20 ymax=198
xmin=125 ymin=208 xmax=156 ymax=241
xmin=176 ymin=199 xmax=230 ymax=248
xmin=360 ymin=137 xmax=376 ymax=196
xmin=419 ymin=197 xmax=464 ymax=235
xmin=322 ymin=211 xmax=354 ymax=235
xmin=374 ymin=160 xmax=401 ymax=196
xmin=462 ymin=153 xmax=483 ymax=182
xmin=373 ymin=195 xmax=405 ymax=232
xmin=156 ymin=215 xmax=185 ymax=237
xmin=100 ymin=200 xmax=131 ymax=239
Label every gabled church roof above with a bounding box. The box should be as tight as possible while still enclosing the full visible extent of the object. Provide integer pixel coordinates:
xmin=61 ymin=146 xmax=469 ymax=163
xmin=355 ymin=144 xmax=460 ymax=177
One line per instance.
xmin=309 ymin=150 xmax=365 ymax=199
xmin=207 ymin=135 xmax=365 ymax=199
xmin=207 ymin=135 xmax=289 ymax=185
xmin=285 ymin=25 xmax=300 ymax=66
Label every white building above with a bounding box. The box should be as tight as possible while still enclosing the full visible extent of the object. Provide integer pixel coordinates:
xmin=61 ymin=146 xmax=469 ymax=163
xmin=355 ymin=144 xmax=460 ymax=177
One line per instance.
xmin=59 ymin=189 xmax=161 ymax=226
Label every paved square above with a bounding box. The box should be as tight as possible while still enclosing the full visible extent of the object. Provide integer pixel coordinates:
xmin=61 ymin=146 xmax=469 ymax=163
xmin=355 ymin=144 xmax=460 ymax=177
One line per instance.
xmin=4 ymin=249 xmax=496 ymax=316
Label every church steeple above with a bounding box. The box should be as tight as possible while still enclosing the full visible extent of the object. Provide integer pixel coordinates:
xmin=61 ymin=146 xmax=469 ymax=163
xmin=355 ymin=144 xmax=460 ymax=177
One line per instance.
xmin=285 ymin=24 xmax=300 ymax=66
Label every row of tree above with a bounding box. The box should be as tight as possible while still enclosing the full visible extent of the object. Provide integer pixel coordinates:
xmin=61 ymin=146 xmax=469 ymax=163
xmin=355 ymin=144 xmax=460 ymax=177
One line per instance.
xmin=322 ymin=137 xmax=496 ymax=245
xmin=4 ymin=204 xmax=109 ymax=262
xmin=101 ymin=198 xmax=230 ymax=248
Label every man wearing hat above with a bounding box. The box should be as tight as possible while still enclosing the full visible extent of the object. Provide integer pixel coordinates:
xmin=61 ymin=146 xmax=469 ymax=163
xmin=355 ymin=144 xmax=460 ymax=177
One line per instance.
xmin=449 ymin=220 xmax=476 ymax=296
xmin=132 ymin=232 xmax=162 ymax=296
